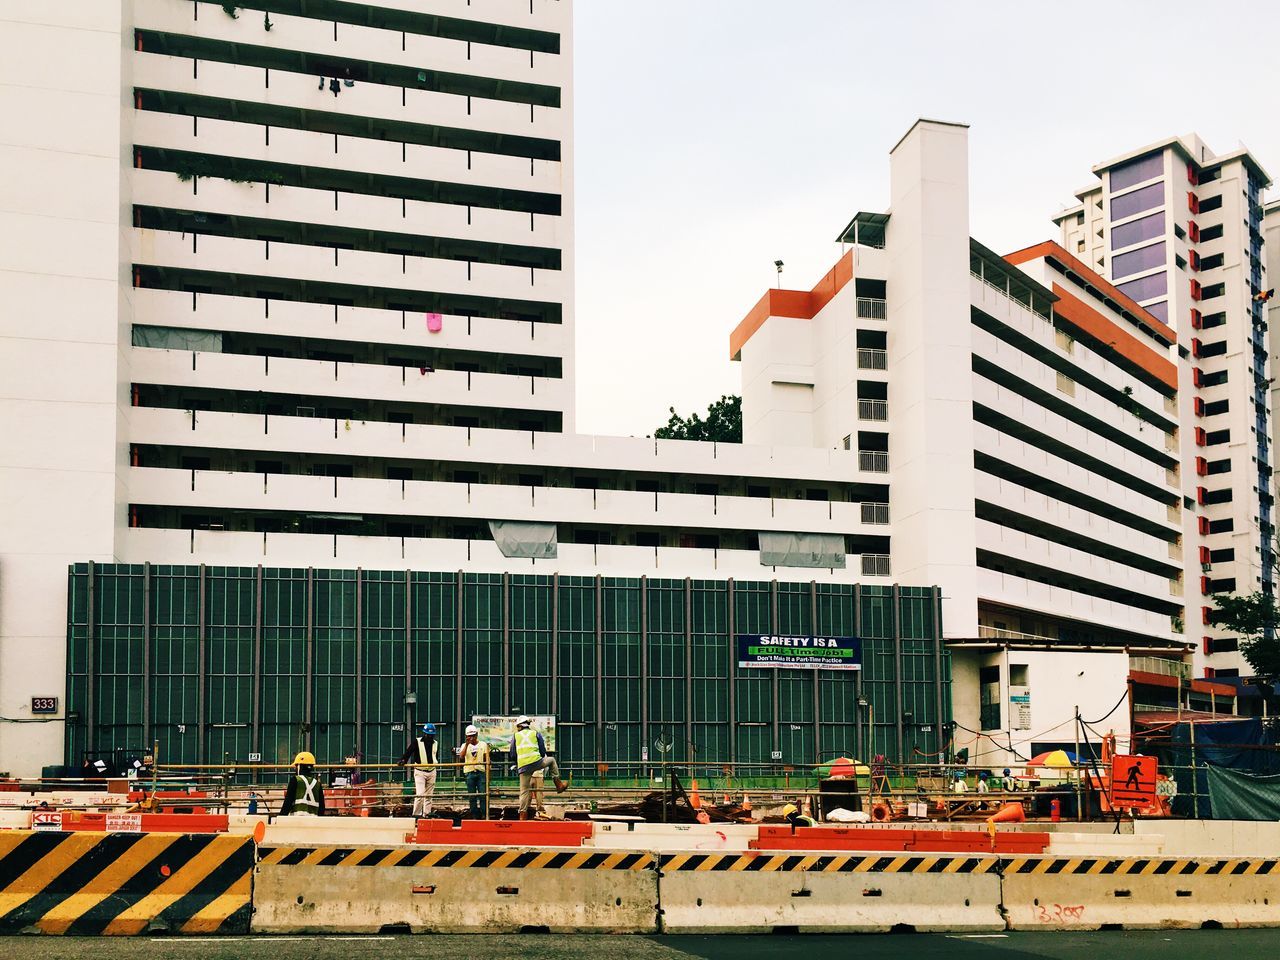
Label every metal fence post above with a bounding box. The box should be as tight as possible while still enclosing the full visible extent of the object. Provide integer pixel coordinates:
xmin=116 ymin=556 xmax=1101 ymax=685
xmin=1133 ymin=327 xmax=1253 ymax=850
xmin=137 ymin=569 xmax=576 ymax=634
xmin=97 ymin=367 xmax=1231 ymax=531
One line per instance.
xmin=197 ymin=564 xmax=208 ymax=765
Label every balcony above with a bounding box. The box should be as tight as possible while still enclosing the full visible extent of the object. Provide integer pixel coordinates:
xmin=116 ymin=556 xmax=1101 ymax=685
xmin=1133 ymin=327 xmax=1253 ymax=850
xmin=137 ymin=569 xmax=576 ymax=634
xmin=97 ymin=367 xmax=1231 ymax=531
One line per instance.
xmin=1130 ymin=655 xmax=1191 ymax=681
xmin=856 ymin=348 xmax=887 ymax=370
xmin=977 ymin=624 xmax=1059 ymax=644
xmin=858 ymin=450 xmax=889 ymax=473
xmin=856 ymin=298 xmax=887 ymax=320
xmin=857 ymin=399 xmax=888 ymax=421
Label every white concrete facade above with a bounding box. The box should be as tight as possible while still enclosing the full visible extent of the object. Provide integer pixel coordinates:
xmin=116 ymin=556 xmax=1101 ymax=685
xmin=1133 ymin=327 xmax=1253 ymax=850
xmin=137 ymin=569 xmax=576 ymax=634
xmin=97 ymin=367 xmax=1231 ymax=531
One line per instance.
xmin=0 ymin=1 xmax=895 ymax=776
xmin=1057 ymin=136 xmax=1273 ymax=679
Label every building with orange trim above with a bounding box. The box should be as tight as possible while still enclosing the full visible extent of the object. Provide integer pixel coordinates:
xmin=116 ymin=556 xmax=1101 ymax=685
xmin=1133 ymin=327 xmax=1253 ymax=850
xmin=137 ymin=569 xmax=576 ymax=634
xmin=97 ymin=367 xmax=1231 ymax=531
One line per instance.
xmin=729 ymin=120 xmax=1230 ymax=762
xmin=1055 ymin=136 xmax=1273 ymax=685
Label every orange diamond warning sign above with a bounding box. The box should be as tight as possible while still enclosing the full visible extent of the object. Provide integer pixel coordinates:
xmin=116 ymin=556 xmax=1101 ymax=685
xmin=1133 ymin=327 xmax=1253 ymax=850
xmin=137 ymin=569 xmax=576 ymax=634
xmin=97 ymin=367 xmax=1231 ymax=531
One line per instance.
xmin=1110 ymin=754 xmax=1157 ymax=807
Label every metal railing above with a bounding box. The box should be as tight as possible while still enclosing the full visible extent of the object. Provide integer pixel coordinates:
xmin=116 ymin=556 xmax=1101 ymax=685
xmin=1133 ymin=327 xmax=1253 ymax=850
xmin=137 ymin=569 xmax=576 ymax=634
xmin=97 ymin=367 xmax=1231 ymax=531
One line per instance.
xmin=1130 ymin=656 xmax=1191 ymax=680
xmin=976 ymin=624 xmax=1059 ymax=644
xmin=857 ymin=399 xmax=888 ymax=421
xmin=858 ymin=450 xmax=889 ymax=472
xmin=860 ymin=502 xmax=890 ymax=525
xmin=856 ymin=297 xmax=887 ymax=320
xmin=861 ymin=554 xmax=891 ymax=577
xmin=856 ymin=347 xmax=887 ymax=370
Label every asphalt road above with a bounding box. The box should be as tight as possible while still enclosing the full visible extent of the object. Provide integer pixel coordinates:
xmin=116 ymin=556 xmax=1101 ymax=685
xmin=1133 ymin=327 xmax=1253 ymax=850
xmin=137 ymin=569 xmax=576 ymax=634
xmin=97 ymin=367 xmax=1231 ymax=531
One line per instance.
xmin=0 ymin=931 xmax=1276 ymax=960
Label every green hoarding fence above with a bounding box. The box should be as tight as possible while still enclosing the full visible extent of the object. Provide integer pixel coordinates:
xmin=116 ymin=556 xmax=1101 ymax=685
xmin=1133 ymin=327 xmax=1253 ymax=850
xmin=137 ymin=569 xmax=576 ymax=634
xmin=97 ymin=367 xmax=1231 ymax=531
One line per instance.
xmin=66 ymin=565 xmax=950 ymax=773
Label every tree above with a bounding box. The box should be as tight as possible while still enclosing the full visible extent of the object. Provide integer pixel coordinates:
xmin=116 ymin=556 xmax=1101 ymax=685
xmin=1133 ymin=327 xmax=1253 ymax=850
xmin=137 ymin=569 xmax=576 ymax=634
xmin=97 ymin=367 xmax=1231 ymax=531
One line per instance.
xmin=653 ymin=395 xmax=742 ymax=443
xmin=1209 ymin=591 xmax=1280 ymax=680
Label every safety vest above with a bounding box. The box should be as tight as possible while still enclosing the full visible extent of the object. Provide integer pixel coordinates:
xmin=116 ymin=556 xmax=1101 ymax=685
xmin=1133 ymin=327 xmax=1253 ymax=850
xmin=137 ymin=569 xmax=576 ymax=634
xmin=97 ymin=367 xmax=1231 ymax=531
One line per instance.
xmin=515 ymin=728 xmax=541 ymax=770
xmin=792 ymin=814 xmax=817 ymax=827
xmin=461 ymin=741 xmax=489 ymax=774
xmin=292 ymin=774 xmax=320 ymax=816
xmin=416 ymin=738 xmax=438 ymax=766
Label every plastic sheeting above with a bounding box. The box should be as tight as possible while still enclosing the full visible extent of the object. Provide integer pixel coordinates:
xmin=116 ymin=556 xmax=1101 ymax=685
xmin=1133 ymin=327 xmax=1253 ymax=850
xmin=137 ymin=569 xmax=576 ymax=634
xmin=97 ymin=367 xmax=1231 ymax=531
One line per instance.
xmin=488 ymin=520 xmax=557 ymax=559
xmin=1205 ymin=765 xmax=1280 ymax=821
xmin=758 ymin=531 xmax=846 ymax=569
xmin=132 ymin=326 xmax=223 ymax=352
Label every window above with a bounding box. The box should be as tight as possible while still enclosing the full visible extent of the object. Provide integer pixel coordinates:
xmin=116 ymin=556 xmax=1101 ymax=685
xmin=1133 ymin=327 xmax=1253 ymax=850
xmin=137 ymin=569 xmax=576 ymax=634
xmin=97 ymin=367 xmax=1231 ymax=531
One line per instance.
xmin=1212 ymin=638 xmax=1239 ymax=653
xmin=1201 ymin=370 xmax=1228 ymax=387
xmin=1201 ymin=312 xmax=1227 ymax=329
xmin=1110 ymin=181 xmax=1164 ymax=220
xmin=1199 ymin=224 xmax=1224 ymax=242
xmin=979 ymin=665 xmax=1001 ymax=731
xmin=1197 ymin=340 xmax=1227 ymax=358
xmin=1117 ymin=271 xmax=1168 ymax=301
xmin=1202 ymin=488 xmax=1232 ymax=505
xmin=1209 ymin=547 xmax=1235 ymax=562
xmin=1201 ymin=283 xmax=1225 ymax=299
xmin=1207 ymin=577 xmax=1237 ymax=592
xmin=385 ymin=466 xmax=413 ymax=481
xmin=1111 ymin=211 xmax=1165 ymax=249
xmin=1206 ymin=429 xmax=1231 ymax=445
xmin=1112 ymin=241 xmax=1166 ymax=279
xmin=1206 ymin=459 xmax=1231 ymax=475
xmin=1056 ymin=372 xmax=1076 ymax=396
xmin=1208 ymin=518 xmax=1234 ymax=534
xmin=1110 ymin=152 xmax=1164 ymax=191
xmin=1203 ymin=398 xmax=1229 ymax=415
xmin=1009 ymin=663 xmax=1029 ymax=686
xmin=1198 ymin=194 xmax=1223 ymax=213
xmin=1144 ymin=300 xmax=1170 ymax=322
xmin=1200 ymin=253 xmax=1225 ymax=270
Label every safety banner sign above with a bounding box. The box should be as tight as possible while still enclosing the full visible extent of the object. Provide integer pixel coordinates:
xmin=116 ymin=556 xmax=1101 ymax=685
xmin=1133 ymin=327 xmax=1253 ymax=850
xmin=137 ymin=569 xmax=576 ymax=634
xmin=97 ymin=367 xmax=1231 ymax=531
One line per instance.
xmin=736 ymin=635 xmax=861 ymax=670
xmin=471 ymin=715 xmax=556 ymax=753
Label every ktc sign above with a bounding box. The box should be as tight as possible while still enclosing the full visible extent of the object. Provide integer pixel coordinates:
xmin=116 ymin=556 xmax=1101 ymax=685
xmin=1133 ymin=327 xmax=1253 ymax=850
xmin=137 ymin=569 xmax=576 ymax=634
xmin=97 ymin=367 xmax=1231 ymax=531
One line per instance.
xmin=736 ymin=635 xmax=861 ymax=670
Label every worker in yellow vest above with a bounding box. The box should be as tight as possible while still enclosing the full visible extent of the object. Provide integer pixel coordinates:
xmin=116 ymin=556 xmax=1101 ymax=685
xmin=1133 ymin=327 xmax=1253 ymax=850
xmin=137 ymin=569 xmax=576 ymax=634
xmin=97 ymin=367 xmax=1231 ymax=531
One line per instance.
xmin=279 ymin=751 xmax=325 ymax=816
xmin=455 ymin=724 xmax=491 ymax=819
xmin=398 ymin=723 xmax=440 ymax=817
xmin=509 ymin=715 xmax=568 ymax=820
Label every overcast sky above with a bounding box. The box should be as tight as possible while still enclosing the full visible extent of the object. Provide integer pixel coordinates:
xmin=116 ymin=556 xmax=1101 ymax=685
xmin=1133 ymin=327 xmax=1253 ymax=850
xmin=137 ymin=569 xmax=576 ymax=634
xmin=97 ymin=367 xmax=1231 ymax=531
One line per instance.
xmin=570 ymin=0 xmax=1278 ymax=437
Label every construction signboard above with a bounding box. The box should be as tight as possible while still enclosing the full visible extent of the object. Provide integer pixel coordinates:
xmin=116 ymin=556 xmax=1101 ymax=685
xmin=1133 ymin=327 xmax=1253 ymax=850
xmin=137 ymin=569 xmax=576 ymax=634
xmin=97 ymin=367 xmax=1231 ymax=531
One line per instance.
xmin=471 ymin=715 xmax=557 ymax=754
xmin=1110 ymin=754 xmax=1157 ymax=807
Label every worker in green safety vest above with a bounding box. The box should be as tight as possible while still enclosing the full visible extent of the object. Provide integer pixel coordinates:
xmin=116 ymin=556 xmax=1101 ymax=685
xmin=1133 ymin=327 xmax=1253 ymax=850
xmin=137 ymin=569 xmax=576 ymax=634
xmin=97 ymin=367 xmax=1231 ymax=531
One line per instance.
xmin=508 ymin=715 xmax=569 ymax=820
xmin=279 ymin=751 xmax=325 ymax=817
xmin=782 ymin=802 xmax=817 ymax=828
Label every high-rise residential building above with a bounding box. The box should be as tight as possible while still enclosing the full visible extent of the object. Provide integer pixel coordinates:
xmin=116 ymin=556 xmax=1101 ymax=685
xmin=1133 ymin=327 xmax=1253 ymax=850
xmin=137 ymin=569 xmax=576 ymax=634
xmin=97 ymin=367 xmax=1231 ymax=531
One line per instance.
xmin=727 ymin=119 xmax=1234 ymax=765
xmin=1056 ymin=137 xmax=1273 ymax=680
xmin=1268 ymin=199 xmax=1280 ymax=498
xmin=2 ymin=1 xmax=913 ymax=777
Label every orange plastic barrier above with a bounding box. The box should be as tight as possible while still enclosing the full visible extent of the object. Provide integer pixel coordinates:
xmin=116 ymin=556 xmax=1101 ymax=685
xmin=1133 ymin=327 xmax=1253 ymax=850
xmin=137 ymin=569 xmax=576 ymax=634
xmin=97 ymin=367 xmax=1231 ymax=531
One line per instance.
xmin=412 ymin=819 xmax=594 ymax=846
xmin=58 ymin=811 xmax=229 ymax=833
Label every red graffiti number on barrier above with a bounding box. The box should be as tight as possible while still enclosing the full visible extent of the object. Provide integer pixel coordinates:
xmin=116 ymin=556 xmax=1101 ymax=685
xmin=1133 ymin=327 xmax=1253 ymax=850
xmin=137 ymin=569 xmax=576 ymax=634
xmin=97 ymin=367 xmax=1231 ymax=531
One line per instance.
xmin=1034 ymin=903 xmax=1086 ymax=924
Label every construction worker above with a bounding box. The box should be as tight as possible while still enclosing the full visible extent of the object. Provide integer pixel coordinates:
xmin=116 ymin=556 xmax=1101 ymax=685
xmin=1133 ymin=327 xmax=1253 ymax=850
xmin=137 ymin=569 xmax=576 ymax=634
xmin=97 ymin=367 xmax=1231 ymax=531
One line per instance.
xmin=455 ymin=724 xmax=490 ymax=819
xmin=782 ymin=802 xmax=817 ymax=828
xmin=398 ymin=722 xmax=440 ymax=817
xmin=509 ymin=715 xmax=568 ymax=820
xmin=279 ymin=751 xmax=325 ymax=816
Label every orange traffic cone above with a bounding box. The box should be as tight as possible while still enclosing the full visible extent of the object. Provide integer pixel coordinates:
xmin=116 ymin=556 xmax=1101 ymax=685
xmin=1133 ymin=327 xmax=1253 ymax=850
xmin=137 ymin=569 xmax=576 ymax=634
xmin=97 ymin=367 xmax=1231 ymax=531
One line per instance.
xmin=742 ymin=793 xmax=752 ymax=812
xmin=986 ymin=801 xmax=1025 ymax=842
xmin=689 ymin=778 xmax=701 ymax=809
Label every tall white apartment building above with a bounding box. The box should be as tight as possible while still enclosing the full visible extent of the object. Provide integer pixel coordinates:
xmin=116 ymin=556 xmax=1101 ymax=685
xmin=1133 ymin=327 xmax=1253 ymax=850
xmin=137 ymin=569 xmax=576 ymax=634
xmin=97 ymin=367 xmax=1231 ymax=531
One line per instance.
xmin=1268 ymin=200 xmax=1280 ymax=481
xmin=1056 ymin=137 xmax=1273 ymax=680
xmin=1 ymin=1 xmax=898 ymax=776
xmin=730 ymin=120 xmax=1203 ymax=763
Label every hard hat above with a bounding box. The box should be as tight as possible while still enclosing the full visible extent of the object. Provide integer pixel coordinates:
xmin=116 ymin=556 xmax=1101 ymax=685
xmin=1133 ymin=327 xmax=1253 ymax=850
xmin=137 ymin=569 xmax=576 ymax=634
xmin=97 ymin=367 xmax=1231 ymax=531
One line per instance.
xmin=293 ymin=751 xmax=316 ymax=766
xmin=465 ymin=724 xmax=479 ymax=736
xmin=516 ymin=714 xmax=531 ymax=727
xmin=422 ymin=723 xmax=437 ymax=735
xmin=782 ymin=803 xmax=798 ymax=817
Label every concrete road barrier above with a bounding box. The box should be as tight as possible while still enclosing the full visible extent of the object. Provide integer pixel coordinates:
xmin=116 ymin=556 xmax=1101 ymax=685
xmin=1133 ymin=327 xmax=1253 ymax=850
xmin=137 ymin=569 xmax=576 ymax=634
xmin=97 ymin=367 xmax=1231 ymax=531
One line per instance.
xmin=0 ymin=830 xmax=252 ymax=935
xmin=251 ymin=844 xmax=659 ymax=934
xmin=1001 ymin=856 xmax=1280 ymax=930
xmin=589 ymin=823 xmax=759 ymax=851
xmin=260 ymin=814 xmax=417 ymax=846
xmin=656 ymin=851 xmax=1005 ymax=933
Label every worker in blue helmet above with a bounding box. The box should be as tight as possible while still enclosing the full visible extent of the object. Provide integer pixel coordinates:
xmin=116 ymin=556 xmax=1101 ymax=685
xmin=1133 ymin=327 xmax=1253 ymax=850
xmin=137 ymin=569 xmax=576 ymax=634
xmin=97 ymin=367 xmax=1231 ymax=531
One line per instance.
xmin=398 ymin=722 xmax=440 ymax=817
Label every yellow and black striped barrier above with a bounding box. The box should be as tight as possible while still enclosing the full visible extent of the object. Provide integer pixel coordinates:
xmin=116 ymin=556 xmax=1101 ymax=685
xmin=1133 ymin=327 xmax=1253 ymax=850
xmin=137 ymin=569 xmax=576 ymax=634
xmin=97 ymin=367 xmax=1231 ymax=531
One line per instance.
xmin=0 ymin=832 xmax=252 ymax=935
xmin=658 ymin=852 xmax=1001 ymax=873
xmin=257 ymin=845 xmax=655 ymax=871
xmin=1001 ymin=856 xmax=1280 ymax=876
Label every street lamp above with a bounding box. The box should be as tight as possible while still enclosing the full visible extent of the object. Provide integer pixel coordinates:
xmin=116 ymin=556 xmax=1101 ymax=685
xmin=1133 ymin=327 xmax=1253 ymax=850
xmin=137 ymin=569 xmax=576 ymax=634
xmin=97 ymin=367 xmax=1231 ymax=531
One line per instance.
xmin=774 ymin=260 xmax=784 ymax=288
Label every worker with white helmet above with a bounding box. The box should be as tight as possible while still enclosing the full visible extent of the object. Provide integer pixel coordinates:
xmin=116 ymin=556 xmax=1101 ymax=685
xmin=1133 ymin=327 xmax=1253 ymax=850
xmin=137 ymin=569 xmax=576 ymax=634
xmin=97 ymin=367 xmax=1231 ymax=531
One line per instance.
xmin=398 ymin=722 xmax=440 ymax=817
xmin=509 ymin=715 xmax=568 ymax=820
xmin=279 ymin=751 xmax=325 ymax=817
xmin=455 ymin=723 xmax=491 ymax=819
